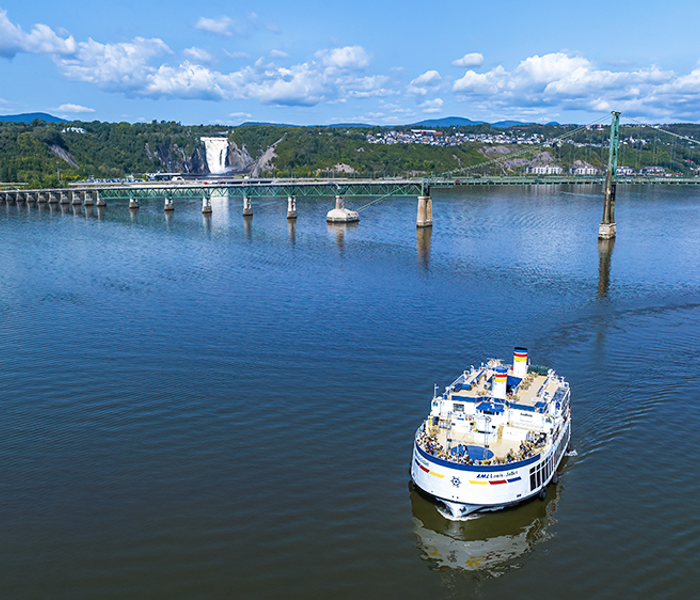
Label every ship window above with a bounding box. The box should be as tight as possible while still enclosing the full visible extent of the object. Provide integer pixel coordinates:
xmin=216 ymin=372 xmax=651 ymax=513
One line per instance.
xmin=536 ymin=469 xmax=542 ymax=488
xmin=530 ymin=473 xmax=536 ymax=490
xmin=453 ymin=403 xmax=464 ymax=412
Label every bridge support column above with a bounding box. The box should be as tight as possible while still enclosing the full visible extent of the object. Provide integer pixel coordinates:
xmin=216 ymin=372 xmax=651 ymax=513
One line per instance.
xmin=287 ymin=196 xmax=297 ymax=220
xmin=59 ymin=192 xmax=69 ymax=204
xmin=242 ymin=195 xmax=253 ymax=216
xmin=417 ymin=195 xmax=433 ymax=228
xmin=71 ymin=191 xmax=82 ymax=205
xmin=164 ymin=197 xmax=174 ymax=212
xmin=49 ymin=192 xmax=58 ymax=204
xmin=38 ymin=192 xmax=47 ymax=203
xmin=84 ymin=191 xmax=94 ymax=206
xmin=26 ymin=192 xmax=35 ymax=203
xmin=129 ymin=196 xmax=139 ymax=209
xmin=202 ymin=196 xmax=212 ymax=214
xmin=599 ymin=111 xmax=620 ymax=239
xmin=95 ymin=191 xmax=106 ymax=207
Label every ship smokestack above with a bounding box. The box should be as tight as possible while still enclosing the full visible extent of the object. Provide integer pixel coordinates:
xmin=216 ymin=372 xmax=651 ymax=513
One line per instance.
xmin=492 ymin=366 xmax=507 ymax=399
xmin=513 ymin=347 xmax=528 ymax=378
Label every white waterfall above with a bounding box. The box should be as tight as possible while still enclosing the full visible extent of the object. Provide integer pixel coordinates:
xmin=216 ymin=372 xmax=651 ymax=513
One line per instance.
xmin=201 ymin=137 xmax=230 ymax=174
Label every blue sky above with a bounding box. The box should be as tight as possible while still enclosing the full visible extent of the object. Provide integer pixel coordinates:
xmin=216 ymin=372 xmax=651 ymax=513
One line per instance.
xmin=1 ymin=1 xmax=700 ymax=125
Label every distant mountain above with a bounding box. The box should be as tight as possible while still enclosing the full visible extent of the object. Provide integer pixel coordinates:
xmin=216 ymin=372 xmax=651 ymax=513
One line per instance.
xmin=409 ymin=116 xmax=485 ymax=128
xmin=0 ymin=112 xmax=68 ymax=123
xmin=240 ymin=121 xmax=299 ymax=128
xmin=491 ymin=120 xmax=534 ymax=128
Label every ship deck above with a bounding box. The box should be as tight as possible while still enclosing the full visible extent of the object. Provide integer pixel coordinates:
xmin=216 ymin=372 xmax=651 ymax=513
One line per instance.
xmin=449 ymin=370 xmax=560 ymax=410
xmin=419 ymin=424 xmax=546 ymax=466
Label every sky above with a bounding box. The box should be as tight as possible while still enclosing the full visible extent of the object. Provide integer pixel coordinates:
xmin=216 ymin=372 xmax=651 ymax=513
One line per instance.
xmin=2 ymin=1 xmax=700 ymax=126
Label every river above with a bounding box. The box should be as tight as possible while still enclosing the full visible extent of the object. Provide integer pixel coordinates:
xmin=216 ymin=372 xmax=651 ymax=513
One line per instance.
xmin=1 ymin=185 xmax=697 ymax=599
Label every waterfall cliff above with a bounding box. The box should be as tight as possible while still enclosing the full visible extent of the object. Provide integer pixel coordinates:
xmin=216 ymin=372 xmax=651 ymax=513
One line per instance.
xmin=201 ymin=137 xmax=230 ymax=174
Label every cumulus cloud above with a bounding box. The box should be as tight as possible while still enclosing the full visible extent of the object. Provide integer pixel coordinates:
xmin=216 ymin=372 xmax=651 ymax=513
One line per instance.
xmin=269 ymin=49 xmax=288 ymax=58
xmin=452 ymin=52 xmax=484 ymax=68
xmin=196 ymin=13 xmax=277 ymax=37
xmin=53 ymin=38 xmax=383 ymax=107
xmin=195 ymin=16 xmax=233 ymax=36
xmin=315 ymin=46 xmax=370 ymax=70
xmin=419 ymin=98 xmax=443 ymax=113
xmin=184 ymin=47 xmax=213 ymax=62
xmin=55 ymin=37 xmax=172 ymax=94
xmin=407 ymin=70 xmax=442 ymax=95
xmin=451 ymin=52 xmax=700 ymax=120
xmin=55 ymin=103 xmax=95 ymax=113
xmin=0 ymin=9 xmax=76 ymax=58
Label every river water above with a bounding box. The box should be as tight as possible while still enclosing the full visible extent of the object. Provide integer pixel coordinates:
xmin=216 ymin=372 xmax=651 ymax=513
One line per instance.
xmin=1 ymin=185 xmax=698 ymax=599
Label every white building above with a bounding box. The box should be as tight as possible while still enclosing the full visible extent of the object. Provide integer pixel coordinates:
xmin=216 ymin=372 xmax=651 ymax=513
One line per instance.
xmin=526 ymin=164 xmax=563 ymax=175
xmin=569 ymin=165 xmax=600 ymax=175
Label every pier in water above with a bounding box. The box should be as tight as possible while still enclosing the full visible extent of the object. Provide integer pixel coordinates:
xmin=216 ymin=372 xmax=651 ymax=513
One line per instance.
xmin=0 ymin=185 xmax=698 ymax=599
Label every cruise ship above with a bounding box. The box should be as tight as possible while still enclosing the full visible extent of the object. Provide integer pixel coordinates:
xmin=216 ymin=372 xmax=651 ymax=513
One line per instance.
xmin=410 ymin=348 xmax=571 ymax=520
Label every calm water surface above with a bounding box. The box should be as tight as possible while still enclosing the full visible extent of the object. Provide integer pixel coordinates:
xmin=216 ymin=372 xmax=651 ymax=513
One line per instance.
xmin=1 ymin=185 xmax=698 ymax=599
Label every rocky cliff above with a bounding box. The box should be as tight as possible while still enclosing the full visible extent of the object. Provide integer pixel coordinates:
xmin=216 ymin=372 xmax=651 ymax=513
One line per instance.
xmin=145 ymin=143 xmax=208 ymax=174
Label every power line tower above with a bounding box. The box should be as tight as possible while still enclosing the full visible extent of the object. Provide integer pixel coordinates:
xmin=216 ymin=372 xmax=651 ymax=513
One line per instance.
xmin=599 ymin=111 xmax=620 ymax=239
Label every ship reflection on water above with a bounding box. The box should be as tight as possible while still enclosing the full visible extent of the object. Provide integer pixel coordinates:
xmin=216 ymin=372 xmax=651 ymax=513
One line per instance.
xmin=409 ymin=480 xmax=560 ymax=575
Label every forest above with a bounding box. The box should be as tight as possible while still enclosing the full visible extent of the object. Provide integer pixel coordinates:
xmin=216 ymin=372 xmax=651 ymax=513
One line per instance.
xmin=1 ymin=118 xmax=699 ymax=188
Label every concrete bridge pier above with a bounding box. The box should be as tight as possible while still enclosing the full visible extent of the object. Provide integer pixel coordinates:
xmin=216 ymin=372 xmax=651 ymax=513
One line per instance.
xmin=71 ymin=191 xmax=82 ymax=205
xmin=287 ymin=196 xmax=297 ymax=220
xmin=38 ymin=192 xmax=47 ymax=203
xmin=95 ymin=192 xmax=106 ymax=207
xmin=164 ymin=197 xmax=174 ymax=212
xmin=129 ymin=196 xmax=139 ymax=209
xmin=416 ymin=195 xmax=433 ymax=228
xmin=48 ymin=191 xmax=58 ymax=204
xmin=59 ymin=192 xmax=70 ymax=205
xmin=242 ymin=195 xmax=253 ymax=216
xmin=26 ymin=192 xmax=35 ymax=203
xmin=202 ymin=196 xmax=212 ymax=214
xmin=84 ymin=191 xmax=94 ymax=206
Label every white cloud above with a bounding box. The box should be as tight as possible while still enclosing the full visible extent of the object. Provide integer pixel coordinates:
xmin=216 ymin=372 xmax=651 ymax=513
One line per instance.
xmin=419 ymin=98 xmax=443 ymax=113
xmin=55 ymin=103 xmax=95 ymax=113
xmin=450 ymin=52 xmax=699 ymax=119
xmin=230 ymin=111 xmax=252 ymax=118
xmin=226 ymin=50 xmax=251 ymax=59
xmin=196 ymin=13 xmax=278 ymax=37
xmin=315 ymin=46 xmax=370 ymax=70
xmin=0 ymin=9 xmax=76 ymax=58
xmin=55 ymin=37 xmax=172 ymax=94
xmin=452 ymin=52 xmax=484 ymax=68
xmin=195 ymin=16 xmax=233 ymax=36
xmin=54 ymin=38 xmax=383 ymax=107
xmin=407 ymin=70 xmax=442 ymax=95
xmin=184 ymin=47 xmax=213 ymax=62
xmin=269 ymin=49 xmax=288 ymax=58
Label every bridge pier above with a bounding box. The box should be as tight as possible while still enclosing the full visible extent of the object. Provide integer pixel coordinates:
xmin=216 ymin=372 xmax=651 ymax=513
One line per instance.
xmin=59 ymin=192 xmax=69 ymax=205
xmin=129 ymin=196 xmax=139 ymax=209
xmin=202 ymin=196 xmax=212 ymax=214
xmin=95 ymin=191 xmax=106 ymax=207
xmin=287 ymin=196 xmax=297 ymax=220
xmin=48 ymin=191 xmax=58 ymax=204
xmin=242 ymin=195 xmax=253 ymax=216
xmin=327 ymin=195 xmax=359 ymax=223
xmin=38 ymin=192 xmax=47 ymax=203
xmin=417 ymin=195 xmax=433 ymax=228
xmin=84 ymin=191 xmax=94 ymax=206
xmin=71 ymin=191 xmax=82 ymax=205
xmin=164 ymin=197 xmax=174 ymax=212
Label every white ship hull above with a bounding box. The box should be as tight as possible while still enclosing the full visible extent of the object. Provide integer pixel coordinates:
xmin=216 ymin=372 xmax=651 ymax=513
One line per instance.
xmin=411 ymin=419 xmax=570 ymax=519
